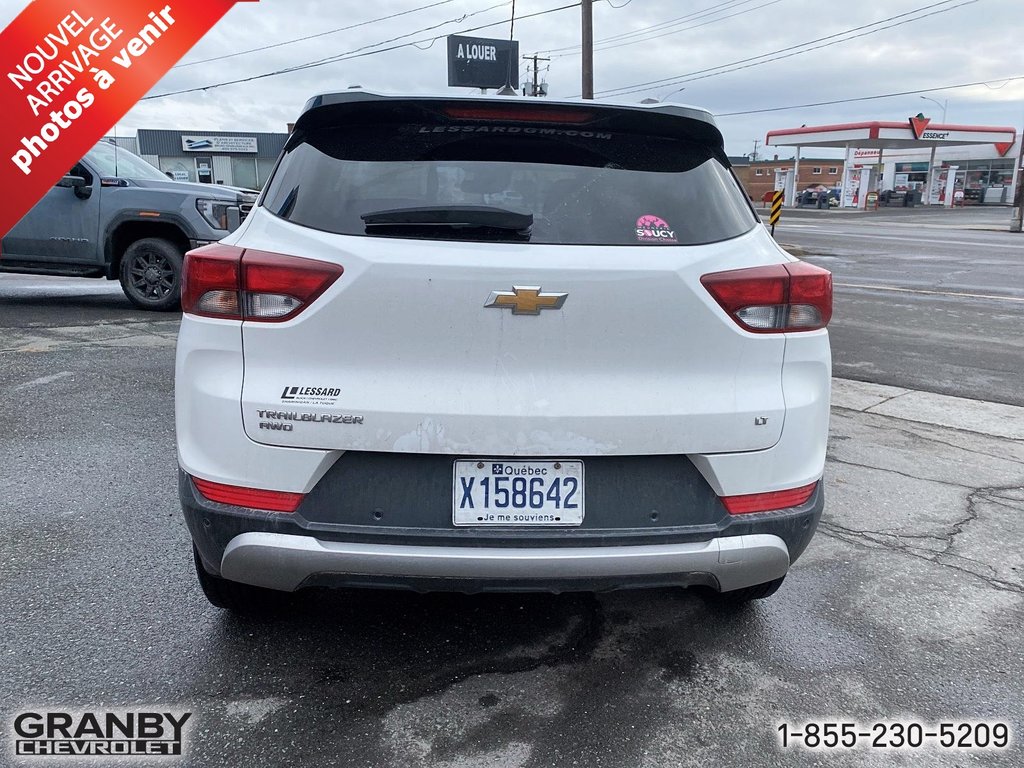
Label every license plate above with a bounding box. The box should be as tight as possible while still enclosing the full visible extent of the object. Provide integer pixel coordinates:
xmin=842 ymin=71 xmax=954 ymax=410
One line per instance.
xmin=452 ymin=460 xmax=584 ymax=527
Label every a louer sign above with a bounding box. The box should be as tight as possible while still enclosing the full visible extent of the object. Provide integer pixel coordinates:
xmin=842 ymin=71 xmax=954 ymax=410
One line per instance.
xmin=447 ymin=35 xmax=519 ymax=89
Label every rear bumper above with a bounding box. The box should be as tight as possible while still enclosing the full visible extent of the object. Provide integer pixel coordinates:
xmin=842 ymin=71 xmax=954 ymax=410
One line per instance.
xmin=219 ymin=532 xmax=790 ymax=593
xmin=181 ymin=464 xmax=822 ymax=594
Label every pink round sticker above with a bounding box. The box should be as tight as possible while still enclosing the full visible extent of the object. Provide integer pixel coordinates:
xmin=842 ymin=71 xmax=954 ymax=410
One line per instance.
xmin=635 ymin=214 xmax=677 ymax=243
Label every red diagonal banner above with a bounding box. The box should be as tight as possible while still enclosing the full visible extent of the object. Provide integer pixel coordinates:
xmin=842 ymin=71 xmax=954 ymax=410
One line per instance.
xmin=0 ymin=0 xmax=256 ymax=237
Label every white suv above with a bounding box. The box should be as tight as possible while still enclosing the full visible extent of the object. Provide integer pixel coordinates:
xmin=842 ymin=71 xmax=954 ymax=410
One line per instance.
xmin=176 ymin=91 xmax=831 ymax=612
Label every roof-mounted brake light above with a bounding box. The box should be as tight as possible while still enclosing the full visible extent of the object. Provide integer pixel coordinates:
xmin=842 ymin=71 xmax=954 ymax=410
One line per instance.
xmin=442 ymin=106 xmax=595 ymax=123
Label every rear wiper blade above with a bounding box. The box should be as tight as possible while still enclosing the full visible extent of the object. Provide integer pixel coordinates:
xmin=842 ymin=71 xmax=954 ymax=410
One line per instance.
xmin=361 ymin=205 xmax=533 ymax=231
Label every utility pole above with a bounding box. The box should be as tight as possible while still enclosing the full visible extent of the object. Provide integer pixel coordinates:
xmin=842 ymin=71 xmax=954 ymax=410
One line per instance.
xmin=581 ymin=0 xmax=593 ymax=99
xmin=523 ymin=53 xmax=550 ymax=97
xmin=751 ymin=139 xmax=760 ymax=161
xmin=1012 ymin=130 xmax=1024 ymax=232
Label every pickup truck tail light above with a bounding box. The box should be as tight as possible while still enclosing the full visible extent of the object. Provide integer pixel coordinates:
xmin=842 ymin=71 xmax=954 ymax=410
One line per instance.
xmin=182 ymin=244 xmax=343 ymax=322
xmin=701 ymin=262 xmax=832 ymax=333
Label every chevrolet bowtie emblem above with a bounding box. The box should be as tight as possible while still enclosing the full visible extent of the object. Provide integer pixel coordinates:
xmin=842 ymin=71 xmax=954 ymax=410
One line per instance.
xmin=484 ymin=286 xmax=568 ymax=315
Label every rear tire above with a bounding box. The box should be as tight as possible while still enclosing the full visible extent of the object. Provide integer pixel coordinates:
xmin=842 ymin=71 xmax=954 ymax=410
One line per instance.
xmin=193 ymin=546 xmax=287 ymax=614
xmin=717 ymin=575 xmax=786 ymax=604
xmin=119 ymin=237 xmax=183 ymax=311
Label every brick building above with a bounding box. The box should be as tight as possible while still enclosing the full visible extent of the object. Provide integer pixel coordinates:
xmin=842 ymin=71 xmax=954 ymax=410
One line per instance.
xmin=733 ymin=157 xmax=844 ymax=204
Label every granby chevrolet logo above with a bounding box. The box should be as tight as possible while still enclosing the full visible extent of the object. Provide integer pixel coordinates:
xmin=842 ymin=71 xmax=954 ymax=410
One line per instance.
xmin=12 ymin=710 xmax=191 ymax=757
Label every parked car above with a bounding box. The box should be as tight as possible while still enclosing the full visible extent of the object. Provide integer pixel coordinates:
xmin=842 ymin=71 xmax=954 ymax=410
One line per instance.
xmin=800 ymin=185 xmax=837 ymax=208
xmin=0 ymin=140 xmax=257 ymax=310
xmin=176 ymin=90 xmax=833 ymax=612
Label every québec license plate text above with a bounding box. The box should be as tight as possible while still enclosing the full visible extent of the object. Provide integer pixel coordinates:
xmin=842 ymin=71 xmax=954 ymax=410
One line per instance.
xmin=452 ymin=460 xmax=584 ymax=526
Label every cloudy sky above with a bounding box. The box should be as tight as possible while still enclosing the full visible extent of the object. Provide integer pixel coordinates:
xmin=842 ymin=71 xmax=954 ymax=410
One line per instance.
xmin=3 ymin=0 xmax=1022 ymax=158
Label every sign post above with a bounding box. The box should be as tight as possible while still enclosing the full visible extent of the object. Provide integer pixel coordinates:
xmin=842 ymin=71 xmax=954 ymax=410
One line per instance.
xmin=770 ymin=191 xmax=783 ymax=236
xmin=1012 ymin=136 xmax=1024 ymax=232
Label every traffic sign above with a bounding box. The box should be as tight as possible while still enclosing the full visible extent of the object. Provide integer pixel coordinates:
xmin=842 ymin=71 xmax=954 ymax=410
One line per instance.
xmin=770 ymin=190 xmax=783 ymax=235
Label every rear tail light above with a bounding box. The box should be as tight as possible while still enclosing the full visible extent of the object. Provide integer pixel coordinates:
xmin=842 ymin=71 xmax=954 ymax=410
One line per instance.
xmin=182 ymin=244 xmax=242 ymax=317
xmin=700 ymin=262 xmax=832 ymax=333
xmin=192 ymin=476 xmax=304 ymax=513
xmin=181 ymin=244 xmax=343 ymax=322
xmin=721 ymin=482 xmax=817 ymax=514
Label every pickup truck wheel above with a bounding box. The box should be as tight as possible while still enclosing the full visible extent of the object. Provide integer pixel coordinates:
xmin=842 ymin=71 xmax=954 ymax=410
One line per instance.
xmin=193 ymin=546 xmax=287 ymax=614
xmin=119 ymin=237 xmax=182 ymax=311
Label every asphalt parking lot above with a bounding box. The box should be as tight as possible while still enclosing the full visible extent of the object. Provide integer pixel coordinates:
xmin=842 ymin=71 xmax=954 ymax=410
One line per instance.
xmin=1 ymin=246 xmax=1023 ymax=766
xmin=769 ymin=205 xmax=1024 ymax=406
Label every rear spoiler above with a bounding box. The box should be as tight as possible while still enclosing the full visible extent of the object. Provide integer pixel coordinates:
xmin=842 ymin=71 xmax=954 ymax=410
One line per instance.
xmin=288 ymin=91 xmax=726 ymax=154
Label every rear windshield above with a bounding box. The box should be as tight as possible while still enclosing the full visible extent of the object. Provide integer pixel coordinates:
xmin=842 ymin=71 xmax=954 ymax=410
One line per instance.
xmin=262 ymin=121 xmax=756 ymax=246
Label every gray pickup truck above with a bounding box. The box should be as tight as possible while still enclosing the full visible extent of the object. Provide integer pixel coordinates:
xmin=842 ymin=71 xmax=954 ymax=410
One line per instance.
xmin=1 ymin=140 xmax=257 ymax=310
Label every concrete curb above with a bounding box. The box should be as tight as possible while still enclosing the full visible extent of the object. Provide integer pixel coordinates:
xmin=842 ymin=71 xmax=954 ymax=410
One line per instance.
xmin=832 ymin=378 xmax=1024 ymax=441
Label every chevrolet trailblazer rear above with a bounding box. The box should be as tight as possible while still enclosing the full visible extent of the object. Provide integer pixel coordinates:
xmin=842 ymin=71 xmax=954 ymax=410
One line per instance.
xmin=175 ymin=91 xmax=832 ymax=613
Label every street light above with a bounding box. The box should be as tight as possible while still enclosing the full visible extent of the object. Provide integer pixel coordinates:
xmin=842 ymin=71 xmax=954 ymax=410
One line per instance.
xmin=919 ymin=95 xmax=948 ymax=123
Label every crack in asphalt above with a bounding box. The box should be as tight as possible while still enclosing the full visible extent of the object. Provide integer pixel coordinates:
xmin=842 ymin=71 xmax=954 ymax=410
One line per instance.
xmin=943 ymin=486 xmax=986 ymax=559
xmin=833 ymin=403 xmax=1024 ymax=444
xmin=985 ymin=496 xmax=1024 ymax=511
xmin=885 ymin=425 xmax=1024 ymax=466
xmin=820 ymin=521 xmax=946 ymax=556
xmin=819 ymin=522 xmax=1022 ymax=594
xmin=862 ymin=390 xmax=911 ymax=411
xmin=826 ymin=455 xmax=978 ymax=489
xmin=0 ymin=324 xmax=179 ymax=354
xmin=820 ymin=483 xmax=1024 ymax=594
xmin=932 ymin=266 xmax=978 ymax=289
xmin=0 ymin=317 xmax=177 ymax=331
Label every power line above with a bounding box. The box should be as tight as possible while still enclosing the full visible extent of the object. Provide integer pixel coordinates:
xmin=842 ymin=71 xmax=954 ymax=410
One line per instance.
xmin=541 ymin=0 xmax=749 ymax=53
xmin=145 ymin=2 xmax=583 ymax=100
xmin=543 ymin=0 xmax=772 ymax=57
xmin=592 ymin=0 xmax=977 ymax=98
xmin=173 ymin=0 xmax=460 ymax=68
xmin=281 ymin=0 xmax=510 ymax=72
xmin=557 ymin=0 xmax=784 ymax=59
xmin=544 ymin=0 xmax=737 ymax=53
xmin=713 ymin=74 xmax=1024 ymax=116
xmin=596 ymin=0 xmax=974 ymax=96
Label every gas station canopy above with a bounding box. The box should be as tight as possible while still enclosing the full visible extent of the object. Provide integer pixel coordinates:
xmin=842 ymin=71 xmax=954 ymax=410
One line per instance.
xmin=766 ymin=119 xmax=1016 ymax=154
xmin=764 ymin=118 xmax=1018 ymax=209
